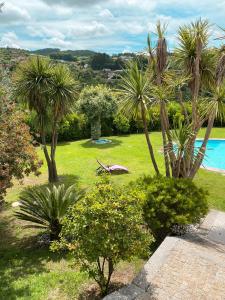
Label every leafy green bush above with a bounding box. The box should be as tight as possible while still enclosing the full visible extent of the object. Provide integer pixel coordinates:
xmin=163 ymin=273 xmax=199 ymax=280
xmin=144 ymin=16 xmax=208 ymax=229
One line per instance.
xmin=135 ymin=176 xmax=208 ymax=242
xmin=113 ymin=114 xmax=130 ymax=134
xmin=52 ymin=177 xmax=152 ymax=296
xmin=15 ymin=184 xmax=81 ymax=240
xmin=58 ymin=113 xmax=89 ymax=142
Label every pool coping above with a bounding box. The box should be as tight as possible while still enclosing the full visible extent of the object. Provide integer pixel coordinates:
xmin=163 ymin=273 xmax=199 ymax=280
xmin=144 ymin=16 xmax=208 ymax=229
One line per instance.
xmin=196 ymin=138 xmax=225 ymax=141
xmin=200 ymin=166 xmax=225 ymax=174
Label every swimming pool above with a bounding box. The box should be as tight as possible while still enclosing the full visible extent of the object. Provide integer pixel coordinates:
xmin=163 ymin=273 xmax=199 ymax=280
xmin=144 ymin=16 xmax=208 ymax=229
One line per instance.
xmin=195 ymin=139 xmax=225 ymax=171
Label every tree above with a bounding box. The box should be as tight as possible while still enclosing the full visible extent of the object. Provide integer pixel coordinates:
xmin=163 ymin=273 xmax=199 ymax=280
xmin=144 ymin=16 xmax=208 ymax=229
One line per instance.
xmin=119 ymin=60 xmax=160 ymax=174
xmin=78 ymin=85 xmax=117 ymax=140
xmin=51 ymin=177 xmax=151 ymax=296
xmin=0 ymin=97 xmax=41 ymax=204
xmin=146 ymin=19 xmax=225 ymax=178
xmin=90 ymin=53 xmax=113 ymax=70
xmin=14 ymin=56 xmax=78 ymax=183
xmin=15 ymin=184 xmax=81 ymax=240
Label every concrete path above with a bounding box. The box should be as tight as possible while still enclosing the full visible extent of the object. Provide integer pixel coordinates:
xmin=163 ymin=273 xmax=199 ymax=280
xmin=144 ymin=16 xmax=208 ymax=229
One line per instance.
xmin=104 ymin=210 xmax=225 ymax=300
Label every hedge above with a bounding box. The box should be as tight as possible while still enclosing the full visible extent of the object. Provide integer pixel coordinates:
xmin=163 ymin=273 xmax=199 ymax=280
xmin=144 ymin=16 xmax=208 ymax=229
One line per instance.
xmin=26 ymin=102 xmax=224 ymax=142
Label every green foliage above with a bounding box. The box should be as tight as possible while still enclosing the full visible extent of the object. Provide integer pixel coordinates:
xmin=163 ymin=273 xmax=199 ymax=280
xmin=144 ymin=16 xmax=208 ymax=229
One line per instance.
xmin=15 ymin=184 xmax=81 ymax=240
xmin=31 ymin=48 xmax=96 ymax=58
xmin=78 ymin=85 xmax=117 ymax=139
xmin=0 ymin=98 xmax=41 ymax=203
xmin=14 ymin=56 xmax=78 ymax=182
xmin=118 ymin=59 xmax=151 ymax=120
xmin=90 ymin=53 xmax=123 ymax=70
xmin=58 ymin=113 xmax=89 ymax=141
xmin=113 ymin=113 xmax=130 ymax=134
xmin=175 ymin=19 xmax=216 ymax=89
xmin=135 ymin=175 xmax=208 ymax=242
xmin=52 ymin=177 xmax=151 ymax=296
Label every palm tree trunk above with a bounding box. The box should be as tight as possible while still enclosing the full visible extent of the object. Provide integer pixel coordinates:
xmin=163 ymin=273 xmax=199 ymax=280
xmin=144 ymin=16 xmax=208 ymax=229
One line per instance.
xmin=178 ymin=89 xmax=190 ymax=124
xmin=160 ymin=104 xmax=170 ymax=177
xmin=189 ymin=114 xmax=215 ymax=178
xmin=141 ymin=102 xmax=160 ymax=175
xmin=40 ymin=128 xmax=54 ymax=182
xmin=50 ymin=124 xmax=59 ymax=183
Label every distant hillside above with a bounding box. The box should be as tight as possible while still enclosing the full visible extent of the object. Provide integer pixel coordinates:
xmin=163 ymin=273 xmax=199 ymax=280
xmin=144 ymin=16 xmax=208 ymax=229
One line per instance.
xmin=30 ymin=48 xmax=60 ymax=55
xmin=30 ymin=48 xmax=97 ymax=57
xmin=0 ymin=47 xmax=29 ymax=72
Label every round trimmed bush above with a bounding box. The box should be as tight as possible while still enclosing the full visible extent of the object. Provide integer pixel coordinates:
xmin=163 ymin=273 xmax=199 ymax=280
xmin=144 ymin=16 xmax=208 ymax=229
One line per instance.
xmin=135 ymin=176 xmax=208 ymax=242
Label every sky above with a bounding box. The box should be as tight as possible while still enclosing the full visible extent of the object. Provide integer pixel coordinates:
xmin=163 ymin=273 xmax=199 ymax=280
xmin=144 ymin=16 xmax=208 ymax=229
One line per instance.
xmin=0 ymin=0 xmax=224 ymax=54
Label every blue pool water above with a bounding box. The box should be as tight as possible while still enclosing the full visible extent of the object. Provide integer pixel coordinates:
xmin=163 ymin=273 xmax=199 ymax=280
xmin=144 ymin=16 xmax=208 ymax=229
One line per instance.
xmin=92 ymin=138 xmax=112 ymax=145
xmin=195 ymin=139 xmax=225 ymax=170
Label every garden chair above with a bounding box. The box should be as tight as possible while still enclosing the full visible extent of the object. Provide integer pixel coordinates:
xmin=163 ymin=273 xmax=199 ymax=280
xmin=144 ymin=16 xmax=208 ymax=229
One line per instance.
xmin=96 ymin=159 xmax=129 ymax=175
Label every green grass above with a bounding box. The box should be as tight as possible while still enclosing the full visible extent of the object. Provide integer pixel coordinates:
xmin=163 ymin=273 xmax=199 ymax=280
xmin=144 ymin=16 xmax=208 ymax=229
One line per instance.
xmin=2 ymin=128 xmax=225 ymax=299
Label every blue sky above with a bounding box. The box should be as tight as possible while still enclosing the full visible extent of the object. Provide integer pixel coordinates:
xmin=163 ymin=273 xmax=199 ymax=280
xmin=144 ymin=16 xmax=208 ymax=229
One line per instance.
xmin=0 ymin=0 xmax=224 ymax=53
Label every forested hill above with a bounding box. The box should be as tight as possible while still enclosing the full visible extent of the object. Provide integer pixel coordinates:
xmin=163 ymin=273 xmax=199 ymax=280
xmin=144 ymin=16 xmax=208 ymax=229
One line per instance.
xmin=30 ymin=48 xmax=97 ymax=58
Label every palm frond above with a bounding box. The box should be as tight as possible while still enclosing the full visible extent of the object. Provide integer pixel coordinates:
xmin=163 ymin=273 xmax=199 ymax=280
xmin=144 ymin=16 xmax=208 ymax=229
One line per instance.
xmin=118 ymin=60 xmax=152 ymax=119
xmin=15 ymin=184 xmax=82 ymax=239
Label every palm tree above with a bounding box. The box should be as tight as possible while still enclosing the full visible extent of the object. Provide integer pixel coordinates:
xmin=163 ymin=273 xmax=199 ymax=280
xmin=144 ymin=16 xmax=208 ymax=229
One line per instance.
xmin=14 ymin=57 xmax=78 ymax=182
xmin=190 ymin=81 xmax=225 ymax=177
xmin=15 ymin=184 xmax=81 ymax=240
xmin=48 ymin=64 xmax=78 ymax=181
xmin=175 ymin=19 xmax=215 ymax=95
xmin=148 ymin=22 xmax=171 ymax=177
xmin=119 ymin=60 xmax=159 ymax=174
xmin=147 ymin=19 xmax=225 ymax=178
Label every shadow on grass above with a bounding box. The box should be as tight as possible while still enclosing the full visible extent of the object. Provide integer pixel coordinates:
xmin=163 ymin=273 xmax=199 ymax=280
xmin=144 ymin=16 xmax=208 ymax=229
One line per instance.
xmin=0 ymin=173 xmax=81 ymax=299
xmin=58 ymin=174 xmax=80 ymax=186
xmin=81 ymin=138 xmax=122 ymax=149
xmin=78 ymin=282 xmax=126 ymax=300
xmin=0 ymin=208 xmax=63 ymax=299
xmin=17 ymin=174 xmax=80 ymax=196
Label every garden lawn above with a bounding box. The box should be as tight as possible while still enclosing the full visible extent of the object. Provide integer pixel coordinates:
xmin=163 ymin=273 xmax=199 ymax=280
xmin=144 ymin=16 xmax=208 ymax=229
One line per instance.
xmin=1 ymin=128 xmax=225 ymax=299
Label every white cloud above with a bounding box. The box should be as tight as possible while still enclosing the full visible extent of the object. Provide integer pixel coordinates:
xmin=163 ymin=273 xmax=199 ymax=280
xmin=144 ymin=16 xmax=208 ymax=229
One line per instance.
xmin=0 ymin=32 xmax=21 ymax=48
xmin=27 ymin=26 xmax=65 ymax=39
xmin=44 ymin=37 xmax=72 ymax=49
xmin=42 ymin=0 xmax=104 ymax=7
xmin=0 ymin=0 xmax=223 ymax=53
xmin=68 ymin=21 xmax=109 ymax=37
xmin=99 ymin=9 xmax=114 ymax=18
xmin=0 ymin=2 xmax=31 ymax=24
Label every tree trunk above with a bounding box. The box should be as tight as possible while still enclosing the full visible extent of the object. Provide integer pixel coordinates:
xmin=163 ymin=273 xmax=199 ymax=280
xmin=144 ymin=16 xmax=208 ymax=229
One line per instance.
xmin=189 ymin=115 xmax=215 ymax=178
xmin=141 ymin=102 xmax=160 ymax=175
xmin=40 ymin=129 xmax=54 ymax=183
xmin=104 ymin=258 xmax=114 ymax=296
xmin=50 ymin=125 xmax=59 ymax=183
xmin=91 ymin=116 xmax=101 ymax=140
xmin=160 ymin=103 xmax=170 ymax=177
xmin=178 ymin=89 xmax=190 ymax=124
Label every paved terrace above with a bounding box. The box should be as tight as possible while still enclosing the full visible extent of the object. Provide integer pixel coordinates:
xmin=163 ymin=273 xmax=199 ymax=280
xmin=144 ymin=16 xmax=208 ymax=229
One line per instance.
xmin=105 ymin=210 xmax=225 ymax=300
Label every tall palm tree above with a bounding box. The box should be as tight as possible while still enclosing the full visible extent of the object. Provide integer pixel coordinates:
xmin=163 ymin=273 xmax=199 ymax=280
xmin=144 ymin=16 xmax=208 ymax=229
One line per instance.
xmin=148 ymin=22 xmax=171 ymax=177
xmin=119 ymin=60 xmax=159 ymax=174
xmin=14 ymin=57 xmax=78 ymax=182
xmin=147 ymin=19 xmax=224 ymax=178
xmin=49 ymin=64 xmax=78 ymax=181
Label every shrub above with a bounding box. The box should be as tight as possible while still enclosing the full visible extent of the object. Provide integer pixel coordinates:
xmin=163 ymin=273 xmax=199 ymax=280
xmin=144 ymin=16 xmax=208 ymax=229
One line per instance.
xmin=58 ymin=113 xmax=89 ymax=142
xmin=51 ymin=177 xmax=152 ymax=296
xmin=15 ymin=184 xmax=81 ymax=240
xmin=135 ymin=176 xmax=208 ymax=242
xmin=113 ymin=114 xmax=130 ymax=134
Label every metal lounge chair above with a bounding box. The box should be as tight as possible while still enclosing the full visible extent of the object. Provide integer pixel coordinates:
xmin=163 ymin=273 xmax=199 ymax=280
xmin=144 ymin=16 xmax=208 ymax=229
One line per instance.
xmin=96 ymin=159 xmax=129 ymax=175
